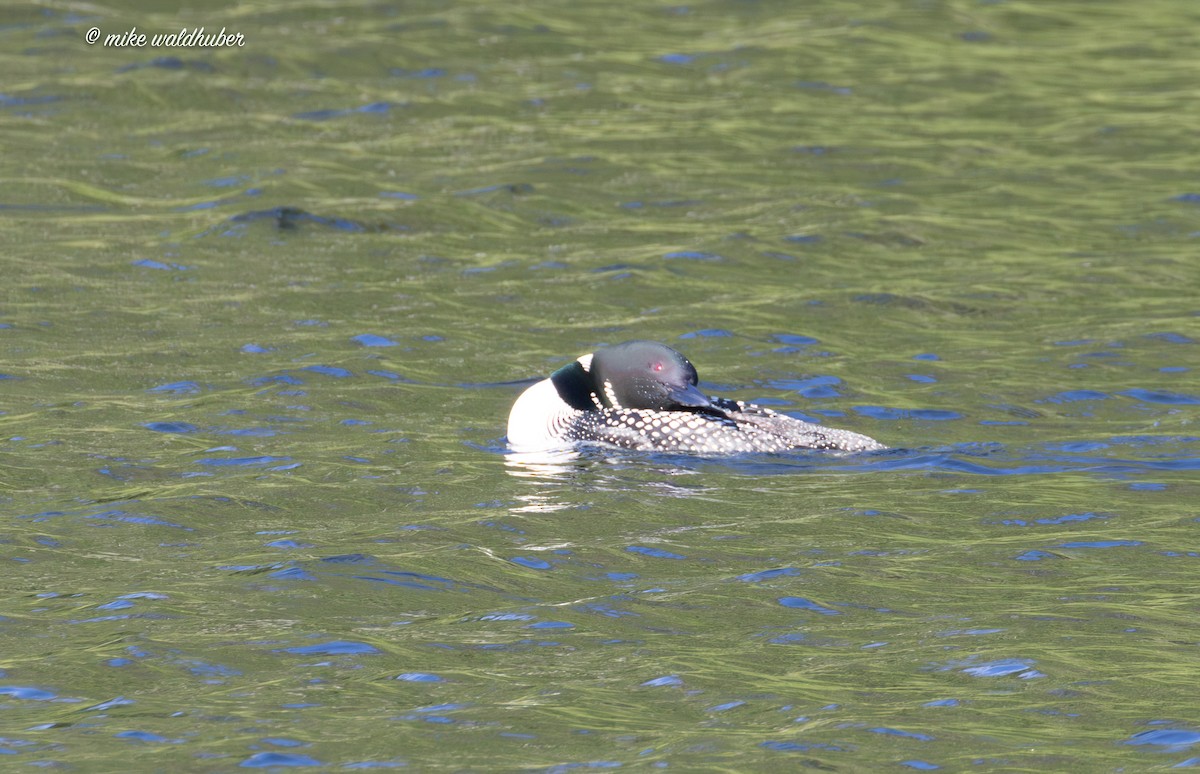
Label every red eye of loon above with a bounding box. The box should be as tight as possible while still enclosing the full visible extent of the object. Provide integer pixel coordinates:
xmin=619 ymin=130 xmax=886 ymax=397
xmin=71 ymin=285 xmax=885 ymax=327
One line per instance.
xmin=652 ymin=361 xmax=663 ymax=372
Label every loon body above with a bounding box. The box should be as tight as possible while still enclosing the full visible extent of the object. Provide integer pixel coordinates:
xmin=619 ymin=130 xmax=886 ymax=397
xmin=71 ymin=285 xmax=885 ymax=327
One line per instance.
xmin=506 ymin=340 xmax=885 ymax=455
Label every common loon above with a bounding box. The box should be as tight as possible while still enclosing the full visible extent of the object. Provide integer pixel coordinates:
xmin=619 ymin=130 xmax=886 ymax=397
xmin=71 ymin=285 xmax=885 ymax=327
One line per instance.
xmin=506 ymin=340 xmax=885 ymax=454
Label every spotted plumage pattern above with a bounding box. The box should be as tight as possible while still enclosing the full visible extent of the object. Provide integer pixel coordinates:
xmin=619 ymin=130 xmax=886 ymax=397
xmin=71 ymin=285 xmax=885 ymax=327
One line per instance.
xmin=566 ymin=397 xmax=884 ymax=454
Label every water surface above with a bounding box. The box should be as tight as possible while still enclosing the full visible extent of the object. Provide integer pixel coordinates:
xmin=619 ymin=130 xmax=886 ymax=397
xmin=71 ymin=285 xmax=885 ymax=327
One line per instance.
xmin=1 ymin=0 xmax=1199 ymax=769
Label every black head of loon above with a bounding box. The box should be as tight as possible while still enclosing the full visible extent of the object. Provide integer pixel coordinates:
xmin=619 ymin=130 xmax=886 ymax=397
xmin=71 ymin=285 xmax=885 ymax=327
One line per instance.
xmin=551 ymin=339 xmax=713 ymax=412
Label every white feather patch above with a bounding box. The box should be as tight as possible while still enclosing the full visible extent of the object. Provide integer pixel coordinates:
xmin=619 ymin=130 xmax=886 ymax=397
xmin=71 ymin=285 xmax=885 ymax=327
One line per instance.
xmin=603 ymin=379 xmax=620 ymax=408
xmin=507 ymin=378 xmax=577 ymax=452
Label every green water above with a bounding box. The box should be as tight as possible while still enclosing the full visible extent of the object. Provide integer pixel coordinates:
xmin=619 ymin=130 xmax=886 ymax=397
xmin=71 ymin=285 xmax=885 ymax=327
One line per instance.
xmin=2 ymin=0 xmax=1199 ymax=769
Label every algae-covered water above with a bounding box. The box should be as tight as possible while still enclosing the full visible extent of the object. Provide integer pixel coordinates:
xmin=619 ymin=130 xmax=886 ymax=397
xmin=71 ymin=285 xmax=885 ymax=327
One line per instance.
xmin=1 ymin=0 xmax=1199 ymax=769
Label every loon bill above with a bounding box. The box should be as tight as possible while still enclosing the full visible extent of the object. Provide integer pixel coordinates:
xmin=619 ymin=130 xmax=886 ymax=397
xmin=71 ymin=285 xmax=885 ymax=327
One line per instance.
xmin=506 ymin=340 xmax=885 ymax=454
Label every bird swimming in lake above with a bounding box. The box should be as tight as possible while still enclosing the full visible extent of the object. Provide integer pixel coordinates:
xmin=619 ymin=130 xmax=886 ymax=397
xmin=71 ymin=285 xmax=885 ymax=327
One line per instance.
xmin=506 ymin=340 xmax=885 ymax=454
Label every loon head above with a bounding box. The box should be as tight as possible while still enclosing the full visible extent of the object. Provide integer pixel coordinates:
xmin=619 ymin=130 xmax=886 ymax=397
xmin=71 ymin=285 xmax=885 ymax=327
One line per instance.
xmin=552 ymin=340 xmax=712 ymax=411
